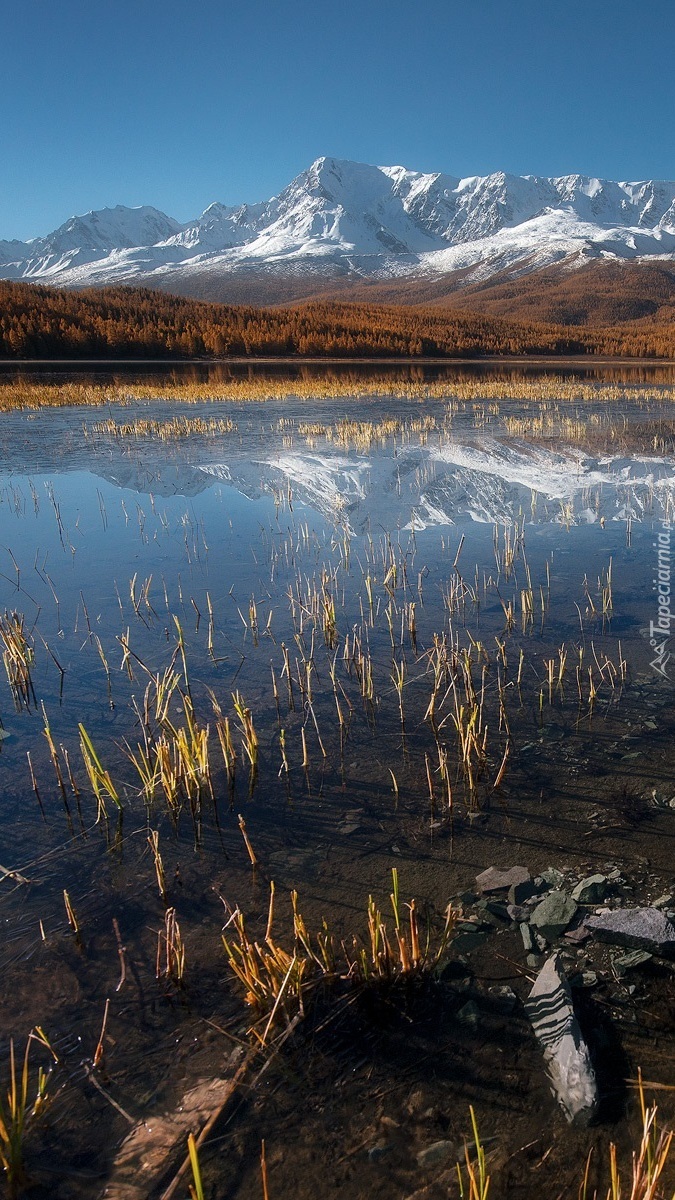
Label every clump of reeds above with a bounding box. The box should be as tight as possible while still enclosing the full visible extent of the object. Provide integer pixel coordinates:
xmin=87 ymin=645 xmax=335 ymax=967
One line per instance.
xmin=232 ymin=691 xmax=258 ymax=795
xmin=222 ymin=871 xmax=456 ymax=1044
xmin=0 ymin=611 xmax=35 ymax=710
xmin=0 ymin=1029 xmax=57 ymax=1198
xmin=3 ymin=376 xmax=674 ymax=416
xmin=87 ymin=414 xmax=236 ymax=440
xmin=126 ymin=690 xmax=212 ymax=821
xmin=156 ymin=907 xmax=186 ymax=984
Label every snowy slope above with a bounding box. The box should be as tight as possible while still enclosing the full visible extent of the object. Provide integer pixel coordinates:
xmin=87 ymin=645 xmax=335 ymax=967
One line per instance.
xmin=3 ymin=157 xmax=675 ymax=290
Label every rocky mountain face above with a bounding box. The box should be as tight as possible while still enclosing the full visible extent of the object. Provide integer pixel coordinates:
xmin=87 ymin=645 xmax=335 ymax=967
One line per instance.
xmin=3 ymin=158 xmax=675 ymax=299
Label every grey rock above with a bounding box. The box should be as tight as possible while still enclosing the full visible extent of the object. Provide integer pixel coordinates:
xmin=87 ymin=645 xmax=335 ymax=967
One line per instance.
xmin=486 ymin=900 xmax=511 ymax=922
xmin=531 ymin=892 xmax=578 ymax=941
xmin=476 ymin=865 xmax=530 ymax=895
xmin=507 ymin=904 xmax=529 ymax=922
xmin=416 ymin=1140 xmax=455 ymax=1168
xmin=572 ymin=875 xmax=608 ymax=904
xmin=527 ymin=953 xmax=542 ymax=969
xmin=564 ymin=921 xmax=591 ymax=945
xmin=526 ymin=952 xmax=598 ymax=1125
xmin=653 ymin=894 xmax=673 ymax=909
xmin=520 ymin=922 xmax=535 ymax=952
xmin=613 ymin=949 xmax=653 ymax=976
xmin=586 ymin=907 xmax=675 ymax=956
xmin=453 ymin=920 xmax=490 ymax=954
xmin=541 ymin=868 xmax=564 ymax=889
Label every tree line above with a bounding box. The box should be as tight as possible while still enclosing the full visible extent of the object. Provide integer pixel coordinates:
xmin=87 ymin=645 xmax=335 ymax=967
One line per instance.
xmin=0 ymin=280 xmax=673 ymax=359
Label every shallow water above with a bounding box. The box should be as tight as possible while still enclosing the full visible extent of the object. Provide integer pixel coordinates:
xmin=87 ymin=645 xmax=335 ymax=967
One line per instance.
xmin=1 ymin=364 xmax=675 ymax=1197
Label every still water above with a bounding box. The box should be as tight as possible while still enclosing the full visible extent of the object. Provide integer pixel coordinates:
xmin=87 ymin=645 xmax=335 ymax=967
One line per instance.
xmin=1 ymin=363 xmax=674 ymax=1197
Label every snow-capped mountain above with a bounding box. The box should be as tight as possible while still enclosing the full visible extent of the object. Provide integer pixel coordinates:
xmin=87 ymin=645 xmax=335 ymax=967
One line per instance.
xmin=3 ymin=157 xmax=675 ymax=295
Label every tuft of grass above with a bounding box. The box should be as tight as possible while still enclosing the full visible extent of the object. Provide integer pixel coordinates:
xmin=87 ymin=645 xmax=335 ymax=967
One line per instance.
xmin=222 ymin=871 xmax=456 ymax=1044
xmin=0 ymin=1030 xmax=57 ymax=1198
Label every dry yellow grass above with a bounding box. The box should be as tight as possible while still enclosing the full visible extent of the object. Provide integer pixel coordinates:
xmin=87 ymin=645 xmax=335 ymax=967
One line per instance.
xmin=1 ymin=375 xmax=675 ymax=412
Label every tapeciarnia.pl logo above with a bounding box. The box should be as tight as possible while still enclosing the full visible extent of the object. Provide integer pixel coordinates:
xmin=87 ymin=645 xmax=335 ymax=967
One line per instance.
xmin=650 ymin=522 xmax=672 ymax=678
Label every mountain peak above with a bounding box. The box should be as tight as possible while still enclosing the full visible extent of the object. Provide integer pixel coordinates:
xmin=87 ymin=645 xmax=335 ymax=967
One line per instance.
xmin=2 ymin=160 xmax=675 ymax=291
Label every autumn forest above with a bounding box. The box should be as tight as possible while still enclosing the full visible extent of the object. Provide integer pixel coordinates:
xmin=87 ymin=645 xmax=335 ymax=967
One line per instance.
xmin=1 ymin=278 xmax=674 ymax=360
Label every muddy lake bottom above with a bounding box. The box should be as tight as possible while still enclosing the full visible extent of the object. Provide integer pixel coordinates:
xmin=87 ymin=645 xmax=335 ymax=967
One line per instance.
xmin=1 ymin=361 xmax=675 ymax=1197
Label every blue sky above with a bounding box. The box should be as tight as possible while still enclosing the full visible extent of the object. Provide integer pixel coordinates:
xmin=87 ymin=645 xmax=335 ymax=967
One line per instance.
xmin=2 ymin=0 xmax=674 ymax=240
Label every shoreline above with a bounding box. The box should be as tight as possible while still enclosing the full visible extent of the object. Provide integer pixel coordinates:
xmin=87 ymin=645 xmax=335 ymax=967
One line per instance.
xmin=0 ymin=354 xmax=674 ymax=368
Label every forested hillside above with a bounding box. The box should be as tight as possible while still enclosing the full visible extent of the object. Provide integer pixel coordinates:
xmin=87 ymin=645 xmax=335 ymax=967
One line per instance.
xmin=1 ymin=280 xmax=674 ymax=359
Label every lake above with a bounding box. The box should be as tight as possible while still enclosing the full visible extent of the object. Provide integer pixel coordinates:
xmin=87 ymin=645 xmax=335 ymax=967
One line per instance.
xmin=1 ymin=362 xmax=675 ymax=1198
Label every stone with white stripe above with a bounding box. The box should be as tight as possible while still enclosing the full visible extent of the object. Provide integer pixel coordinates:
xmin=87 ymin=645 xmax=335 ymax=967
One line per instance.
xmin=525 ymin=952 xmax=598 ymax=1125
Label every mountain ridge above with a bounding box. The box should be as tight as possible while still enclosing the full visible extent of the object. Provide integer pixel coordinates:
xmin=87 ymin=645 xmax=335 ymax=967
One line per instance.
xmin=3 ymin=157 xmax=675 ymax=300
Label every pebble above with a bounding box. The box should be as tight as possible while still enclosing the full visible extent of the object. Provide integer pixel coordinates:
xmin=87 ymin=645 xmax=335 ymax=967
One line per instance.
xmin=416 ymin=1140 xmax=455 ymax=1168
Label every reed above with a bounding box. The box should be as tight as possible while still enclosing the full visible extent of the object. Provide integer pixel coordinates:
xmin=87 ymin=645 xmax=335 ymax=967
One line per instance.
xmin=0 ymin=1031 xmax=56 ymax=1198
xmin=78 ymin=723 xmax=122 ymax=818
xmin=3 ymin=376 xmax=675 ymax=414
xmin=232 ymin=690 xmax=259 ymax=794
xmin=148 ymin=830 xmax=168 ymax=904
xmin=455 ymin=1106 xmax=490 ymax=1200
xmin=156 ymin=907 xmax=186 ymax=983
xmin=187 ymin=1132 xmax=205 ymax=1200
xmin=0 ymin=611 xmax=35 ymax=710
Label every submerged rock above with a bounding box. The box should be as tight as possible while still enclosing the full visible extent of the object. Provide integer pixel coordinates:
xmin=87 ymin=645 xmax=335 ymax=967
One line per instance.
xmin=586 ymin=907 xmax=675 ymax=956
xmin=530 ymin=892 xmax=578 ymax=941
xmin=476 ymin=865 xmax=530 ymax=894
xmin=416 ymin=1140 xmax=455 ymax=1168
xmin=613 ymin=949 xmax=652 ymax=976
xmin=525 ymin=952 xmax=598 ymax=1125
xmin=572 ymin=875 xmax=608 ymax=904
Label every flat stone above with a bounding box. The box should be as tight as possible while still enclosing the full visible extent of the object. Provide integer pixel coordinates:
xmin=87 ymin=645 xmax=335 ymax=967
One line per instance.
xmin=476 ymin=865 xmax=530 ymax=895
xmin=530 ymin=892 xmax=578 ymax=941
xmin=613 ymin=950 xmax=653 ymax=976
xmin=564 ymin=921 xmax=591 ymax=946
xmin=368 ymin=1144 xmax=391 ymax=1161
xmin=586 ymin=907 xmax=675 ymax=957
xmin=525 ymin=952 xmax=598 ymax=1125
xmin=104 ymin=1051 xmax=248 ymax=1198
xmin=653 ymin=895 xmax=673 ymax=909
xmin=572 ymin=875 xmax=608 ymax=904
xmin=416 ymin=1140 xmax=455 ymax=1168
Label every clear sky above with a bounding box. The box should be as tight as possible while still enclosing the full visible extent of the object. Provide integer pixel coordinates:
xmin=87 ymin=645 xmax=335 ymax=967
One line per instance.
xmin=2 ymin=0 xmax=674 ymax=241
